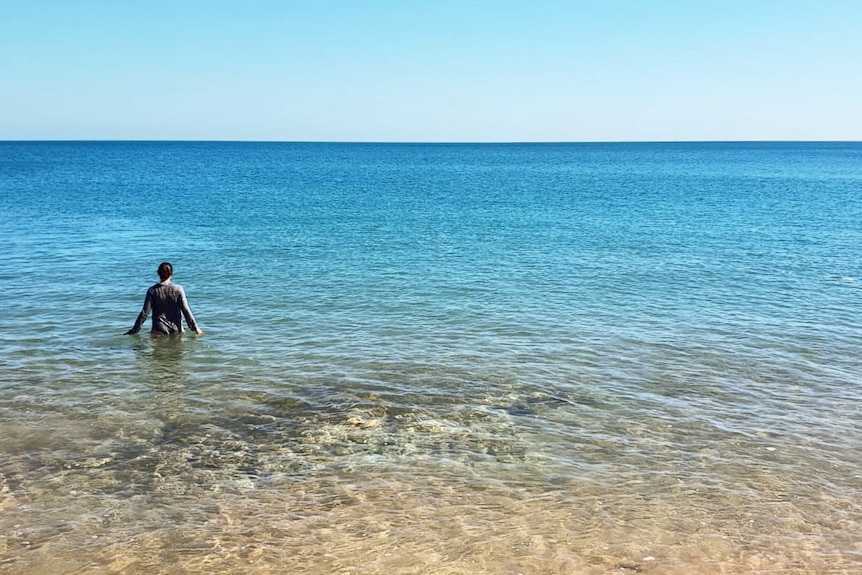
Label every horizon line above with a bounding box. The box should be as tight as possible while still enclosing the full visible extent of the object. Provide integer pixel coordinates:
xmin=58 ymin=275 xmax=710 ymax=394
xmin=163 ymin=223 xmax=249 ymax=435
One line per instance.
xmin=1 ymin=138 xmax=860 ymax=145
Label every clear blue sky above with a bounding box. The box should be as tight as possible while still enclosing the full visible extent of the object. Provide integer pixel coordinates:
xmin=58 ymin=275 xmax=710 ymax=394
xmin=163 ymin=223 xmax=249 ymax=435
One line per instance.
xmin=2 ymin=0 xmax=860 ymax=142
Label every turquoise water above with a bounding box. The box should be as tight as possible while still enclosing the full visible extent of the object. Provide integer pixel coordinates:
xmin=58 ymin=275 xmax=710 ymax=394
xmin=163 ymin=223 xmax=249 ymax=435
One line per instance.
xmin=1 ymin=141 xmax=861 ymax=574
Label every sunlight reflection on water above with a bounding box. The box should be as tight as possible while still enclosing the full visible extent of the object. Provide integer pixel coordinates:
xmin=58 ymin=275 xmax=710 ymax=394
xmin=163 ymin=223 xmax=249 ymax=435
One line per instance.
xmin=2 ymin=336 xmax=862 ymax=574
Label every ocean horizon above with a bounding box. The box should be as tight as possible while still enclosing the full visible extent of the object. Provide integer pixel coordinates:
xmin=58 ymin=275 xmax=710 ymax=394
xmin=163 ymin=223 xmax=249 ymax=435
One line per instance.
xmin=4 ymin=138 xmax=861 ymax=144
xmin=1 ymin=140 xmax=861 ymax=574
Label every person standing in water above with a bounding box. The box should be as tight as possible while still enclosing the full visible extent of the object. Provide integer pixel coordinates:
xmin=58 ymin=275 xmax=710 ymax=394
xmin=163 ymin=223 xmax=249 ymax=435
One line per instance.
xmin=126 ymin=262 xmax=204 ymax=336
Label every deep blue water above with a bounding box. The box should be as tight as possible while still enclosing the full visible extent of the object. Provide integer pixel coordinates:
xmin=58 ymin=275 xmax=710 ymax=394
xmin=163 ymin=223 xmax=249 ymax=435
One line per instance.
xmin=1 ymin=141 xmax=861 ymax=574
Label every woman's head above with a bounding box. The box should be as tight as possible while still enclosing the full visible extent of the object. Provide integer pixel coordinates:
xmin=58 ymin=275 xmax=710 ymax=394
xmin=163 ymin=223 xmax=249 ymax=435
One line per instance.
xmin=157 ymin=262 xmax=173 ymax=281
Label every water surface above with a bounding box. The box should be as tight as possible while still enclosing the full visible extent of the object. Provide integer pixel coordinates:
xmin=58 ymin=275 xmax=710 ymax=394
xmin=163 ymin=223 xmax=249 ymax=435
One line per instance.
xmin=1 ymin=141 xmax=861 ymax=574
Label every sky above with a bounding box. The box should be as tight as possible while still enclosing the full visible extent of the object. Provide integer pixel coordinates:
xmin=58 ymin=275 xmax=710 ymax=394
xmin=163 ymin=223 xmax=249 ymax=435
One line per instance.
xmin=1 ymin=0 xmax=860 ymax=142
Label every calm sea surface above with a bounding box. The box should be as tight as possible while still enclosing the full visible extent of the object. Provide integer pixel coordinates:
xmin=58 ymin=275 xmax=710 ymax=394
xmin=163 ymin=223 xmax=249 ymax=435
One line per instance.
xmin=1 ymin=141 xmax=861 ymax=574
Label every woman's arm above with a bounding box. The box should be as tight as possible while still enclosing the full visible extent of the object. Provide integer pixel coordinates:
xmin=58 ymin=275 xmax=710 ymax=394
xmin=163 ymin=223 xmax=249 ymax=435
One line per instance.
xmin=178 ymin=286 xmax=204 ymax=335
xmin=125 ymin=290 xmax=152 ymax=334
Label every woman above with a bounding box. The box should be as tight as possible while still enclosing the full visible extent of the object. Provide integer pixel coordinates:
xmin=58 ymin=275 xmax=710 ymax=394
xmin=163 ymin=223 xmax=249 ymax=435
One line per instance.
xmin=126 ymin=262 xmax=204 ymax=335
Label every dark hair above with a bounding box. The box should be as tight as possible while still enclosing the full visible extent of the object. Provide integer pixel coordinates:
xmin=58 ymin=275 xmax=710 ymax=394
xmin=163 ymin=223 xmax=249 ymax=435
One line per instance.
xmin=157 ymin=262 xmax=173 ymax=281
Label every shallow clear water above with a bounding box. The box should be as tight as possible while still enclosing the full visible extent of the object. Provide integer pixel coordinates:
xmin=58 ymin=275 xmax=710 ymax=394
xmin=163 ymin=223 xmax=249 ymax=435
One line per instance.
xmin=1 ymin=141 xmax=861 ymax=574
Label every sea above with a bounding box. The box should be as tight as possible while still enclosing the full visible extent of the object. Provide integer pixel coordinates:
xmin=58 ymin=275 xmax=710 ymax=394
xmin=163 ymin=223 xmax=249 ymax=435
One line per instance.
xmin=0 ymin=141 xmax=860 ymax=575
